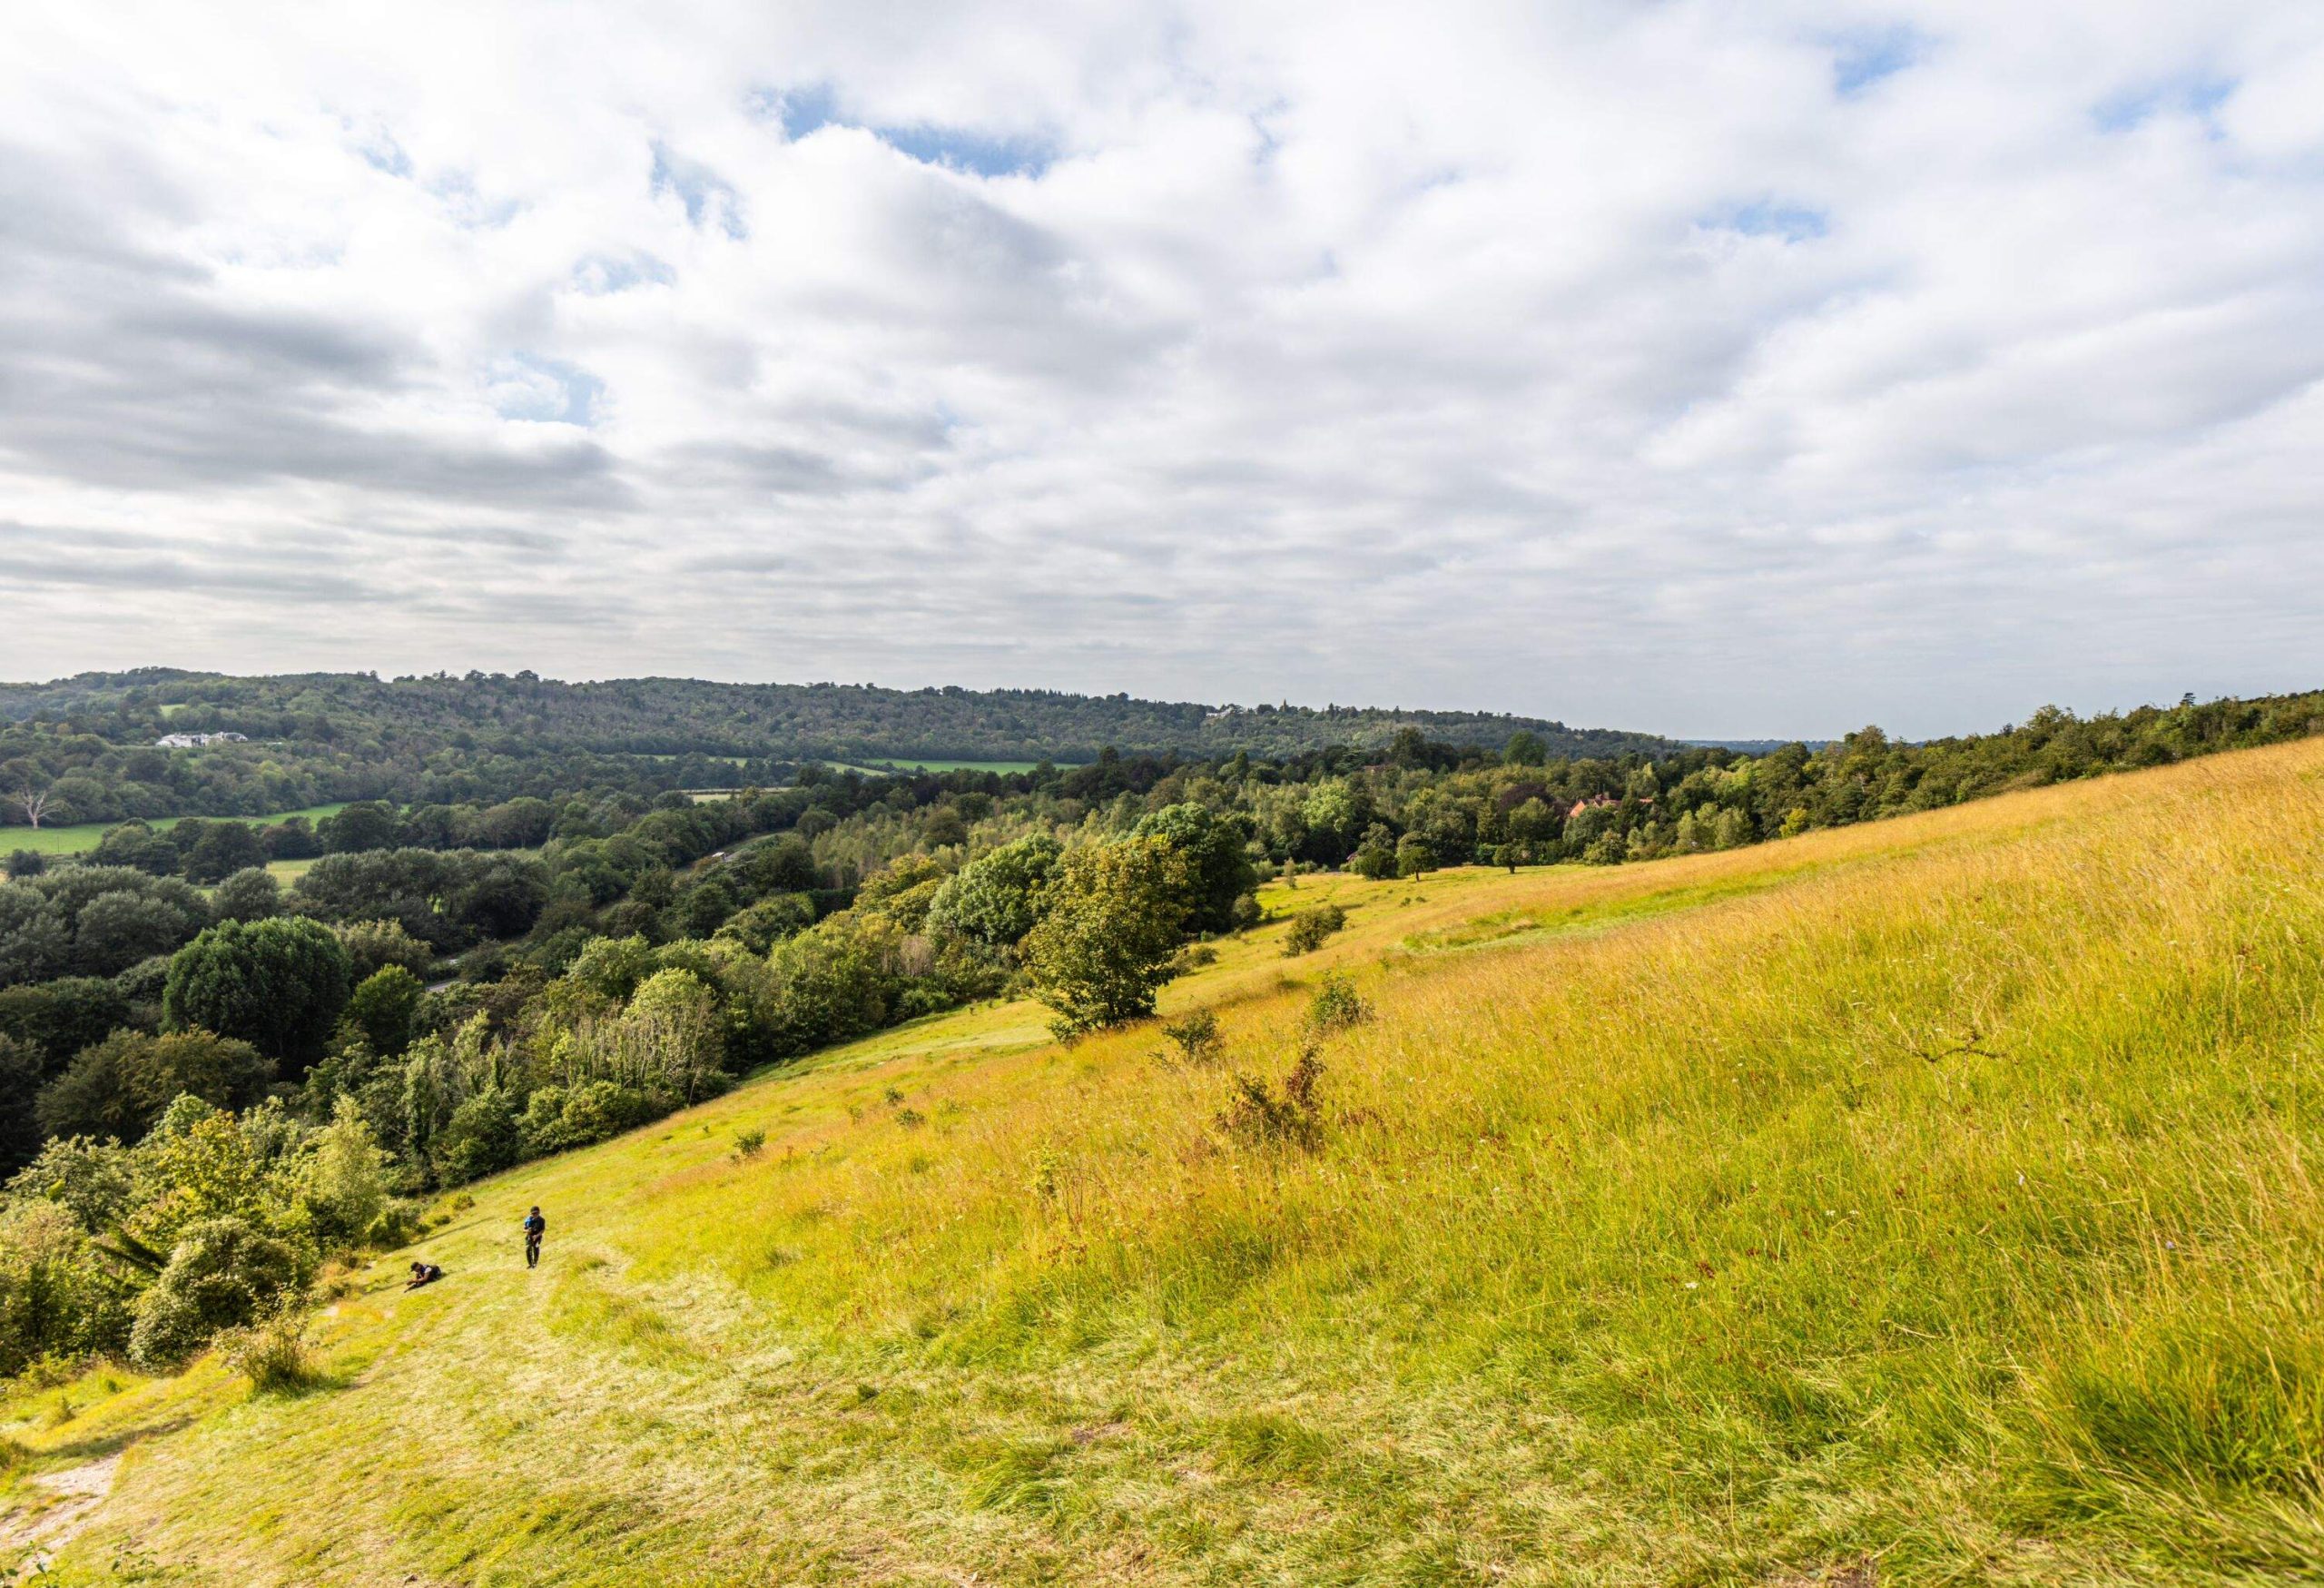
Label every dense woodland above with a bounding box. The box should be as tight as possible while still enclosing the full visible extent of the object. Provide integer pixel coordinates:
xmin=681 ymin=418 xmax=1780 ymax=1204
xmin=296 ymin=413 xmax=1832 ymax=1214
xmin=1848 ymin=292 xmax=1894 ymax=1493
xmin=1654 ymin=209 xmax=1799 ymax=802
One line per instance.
xmin=0 ymin=671 xmax=1670 ymax=827
xmin=0 ymin=684 xmax=2316 ymax=1380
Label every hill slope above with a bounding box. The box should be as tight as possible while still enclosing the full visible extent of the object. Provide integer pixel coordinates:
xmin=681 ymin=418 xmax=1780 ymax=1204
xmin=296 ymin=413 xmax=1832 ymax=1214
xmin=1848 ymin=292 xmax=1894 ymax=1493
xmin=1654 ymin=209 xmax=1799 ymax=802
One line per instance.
xmin=14 ymin=741 xmax=2324 ymax=1583
xmin=0 ymin=669 xmax=1676 ymax=763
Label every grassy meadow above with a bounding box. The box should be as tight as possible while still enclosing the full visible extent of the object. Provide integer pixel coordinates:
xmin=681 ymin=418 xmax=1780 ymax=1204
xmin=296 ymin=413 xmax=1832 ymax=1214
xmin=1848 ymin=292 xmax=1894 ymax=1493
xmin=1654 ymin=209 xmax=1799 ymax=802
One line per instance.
xmin=867 ymin=759 xmax=1059 ymax=775
xmin=13 ymin=743 xmax=2324 ymax=1583
xmin=1 ymin=803 xmax=350 ymax=857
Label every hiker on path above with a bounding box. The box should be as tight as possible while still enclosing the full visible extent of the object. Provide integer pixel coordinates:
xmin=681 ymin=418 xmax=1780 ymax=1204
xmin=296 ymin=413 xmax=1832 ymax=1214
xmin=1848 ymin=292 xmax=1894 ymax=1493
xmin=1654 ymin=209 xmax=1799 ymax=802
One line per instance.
xmin=522 ymin=1206 xmax=547 ymax=1269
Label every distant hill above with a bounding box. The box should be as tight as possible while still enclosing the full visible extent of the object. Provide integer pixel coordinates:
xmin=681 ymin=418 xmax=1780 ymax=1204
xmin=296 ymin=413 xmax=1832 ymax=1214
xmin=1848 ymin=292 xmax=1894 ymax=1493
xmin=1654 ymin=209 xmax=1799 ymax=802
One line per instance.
xmin=0 ymin=669 xmax=1679 ymax=763
xmin=1682 ymin=737 xmax=1832 ymax=754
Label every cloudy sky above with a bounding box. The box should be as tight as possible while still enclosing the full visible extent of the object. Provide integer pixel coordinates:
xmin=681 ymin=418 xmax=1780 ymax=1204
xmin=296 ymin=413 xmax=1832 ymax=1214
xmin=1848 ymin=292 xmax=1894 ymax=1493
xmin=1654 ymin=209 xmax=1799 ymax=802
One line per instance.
xmin=4 ymin=2 xmax=2321 ymax=737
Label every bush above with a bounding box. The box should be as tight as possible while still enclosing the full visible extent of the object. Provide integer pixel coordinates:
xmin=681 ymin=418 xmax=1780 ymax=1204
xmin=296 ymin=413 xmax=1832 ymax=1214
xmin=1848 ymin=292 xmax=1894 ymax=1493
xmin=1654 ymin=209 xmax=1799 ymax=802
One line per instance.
xmin=1216 ymin=1049 xmax=1325 ymax=1150
xmin=733 ymin=1127 xmax=765 ymax=1159
xmin=1281 ymin=903 xmax=1346 ymax=957
xmin=1158 ymin=1009 xmax=1224 ymax=1067
xmin=1305 ymin=972 xmax=1373 ymax=1036
xmin=218 ymin=1297 xmax=319 ymax=1392
xmin=128 ymin=1217 xmax=305 ymax=1368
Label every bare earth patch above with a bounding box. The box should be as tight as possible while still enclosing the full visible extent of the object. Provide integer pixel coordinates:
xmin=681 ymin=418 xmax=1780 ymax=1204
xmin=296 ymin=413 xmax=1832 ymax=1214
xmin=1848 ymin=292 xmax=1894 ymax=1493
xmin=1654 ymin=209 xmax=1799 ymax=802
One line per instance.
xmin=2 ymin=1453 xmax=122 ymax=1581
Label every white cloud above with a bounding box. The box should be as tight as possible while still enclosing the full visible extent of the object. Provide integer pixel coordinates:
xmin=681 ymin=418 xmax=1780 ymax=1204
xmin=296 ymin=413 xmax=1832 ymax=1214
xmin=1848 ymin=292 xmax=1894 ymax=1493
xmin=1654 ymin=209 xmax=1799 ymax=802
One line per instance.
xmin=2 ymin=0 xmax=2321 ymax=736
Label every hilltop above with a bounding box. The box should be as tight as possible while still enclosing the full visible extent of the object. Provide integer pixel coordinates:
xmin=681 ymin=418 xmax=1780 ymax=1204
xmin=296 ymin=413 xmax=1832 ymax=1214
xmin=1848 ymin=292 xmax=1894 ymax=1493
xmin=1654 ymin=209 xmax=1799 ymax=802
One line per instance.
xmin=0 ymin=669 xmax=1674 ymax=764
xmin=10 ymin=738 xmax=2324 ymax=1583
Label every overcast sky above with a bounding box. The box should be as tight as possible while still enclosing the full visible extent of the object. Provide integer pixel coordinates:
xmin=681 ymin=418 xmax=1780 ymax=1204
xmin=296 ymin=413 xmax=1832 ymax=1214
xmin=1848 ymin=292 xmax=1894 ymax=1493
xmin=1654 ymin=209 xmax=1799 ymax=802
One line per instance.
xmin=4 ymin=2 xmax=2321 ymax=738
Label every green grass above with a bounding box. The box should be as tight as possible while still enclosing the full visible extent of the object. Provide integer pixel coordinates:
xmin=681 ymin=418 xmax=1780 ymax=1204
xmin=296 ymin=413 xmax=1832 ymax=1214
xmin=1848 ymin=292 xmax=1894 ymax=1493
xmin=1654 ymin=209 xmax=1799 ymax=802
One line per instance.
xmin=1 ymin=803 xmax=350 ymax=857
xmin=866 ymin=758 xmax=1061 ymax=774
xmin=18 ymin=744 xmax=2324 ymax=1583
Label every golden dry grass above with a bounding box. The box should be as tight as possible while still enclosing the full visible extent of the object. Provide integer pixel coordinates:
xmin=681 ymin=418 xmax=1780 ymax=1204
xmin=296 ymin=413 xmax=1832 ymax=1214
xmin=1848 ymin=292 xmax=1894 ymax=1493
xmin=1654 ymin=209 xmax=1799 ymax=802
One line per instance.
xmin=14 ymin=741 xmax=2324 ymax=1584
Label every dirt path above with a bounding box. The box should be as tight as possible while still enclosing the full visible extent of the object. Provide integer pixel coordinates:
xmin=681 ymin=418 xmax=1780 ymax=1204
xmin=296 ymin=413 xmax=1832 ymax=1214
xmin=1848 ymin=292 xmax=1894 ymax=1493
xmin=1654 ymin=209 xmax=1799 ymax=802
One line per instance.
xmin=2 ymin=1452 xmax=122 ymax=1581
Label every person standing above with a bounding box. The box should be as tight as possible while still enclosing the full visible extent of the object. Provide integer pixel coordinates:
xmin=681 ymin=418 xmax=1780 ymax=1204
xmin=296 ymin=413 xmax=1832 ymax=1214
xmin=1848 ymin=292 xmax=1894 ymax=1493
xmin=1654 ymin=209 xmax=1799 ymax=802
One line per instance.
xmin=522 ymin=1206 xmax=546 ymax=1269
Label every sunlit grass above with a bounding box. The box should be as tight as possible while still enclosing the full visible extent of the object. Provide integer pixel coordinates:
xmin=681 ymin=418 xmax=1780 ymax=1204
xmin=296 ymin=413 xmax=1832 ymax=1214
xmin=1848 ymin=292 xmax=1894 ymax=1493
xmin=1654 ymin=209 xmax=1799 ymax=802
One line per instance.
xmin=2 ymin=803 xmax=350 ymax=856
xmin=22 ymin=743 xmax=2324 ymax=1583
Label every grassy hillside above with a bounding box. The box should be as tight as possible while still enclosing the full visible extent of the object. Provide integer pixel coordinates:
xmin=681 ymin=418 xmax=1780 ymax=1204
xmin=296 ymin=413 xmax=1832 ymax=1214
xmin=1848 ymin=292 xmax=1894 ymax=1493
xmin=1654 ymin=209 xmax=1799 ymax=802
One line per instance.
xmin=13 ymin=742 xmax=2324 ymax=1584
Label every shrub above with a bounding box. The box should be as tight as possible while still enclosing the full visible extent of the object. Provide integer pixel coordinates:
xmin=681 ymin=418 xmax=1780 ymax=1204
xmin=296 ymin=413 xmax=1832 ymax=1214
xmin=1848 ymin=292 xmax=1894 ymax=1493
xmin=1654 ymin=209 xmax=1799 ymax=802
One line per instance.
xmin=219 ymin=1297 xmax=320 ymax=1393
xmin=1216 ymin=1049 xmax=1326 ymax=1150
xmin=128 ymin=1217 xmax=305 ymax=1368
xmin=1281 ymin=903 xmax=1347 ymax=957
xmin=1158 ymin=1009 xmax=1224 ymax=1067
xmin=1305 ymin=972 xmax=1373 ymax=1036
xmin=733 ymin=1127 xmax=765 ymax=1159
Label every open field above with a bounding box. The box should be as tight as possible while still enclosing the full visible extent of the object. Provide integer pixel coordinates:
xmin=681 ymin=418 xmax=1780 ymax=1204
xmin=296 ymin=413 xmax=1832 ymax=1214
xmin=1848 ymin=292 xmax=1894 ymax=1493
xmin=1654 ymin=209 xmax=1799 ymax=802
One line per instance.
xmin=0 ymin=803 xmax=350 ymax=857
xmin=13 ymin=743 xmax=2324 ymax=1583
xmin=867 ymin=758 xmax=1060 ymax=774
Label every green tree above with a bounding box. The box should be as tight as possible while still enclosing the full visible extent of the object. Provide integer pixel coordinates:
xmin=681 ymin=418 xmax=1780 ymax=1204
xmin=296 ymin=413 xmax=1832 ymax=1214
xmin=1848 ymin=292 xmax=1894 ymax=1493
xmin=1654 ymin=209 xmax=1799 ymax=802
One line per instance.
xmin=162 ymin=917 xmax=353 ymax=1072
xmin=1131 ymin=804 xmax=1256 ymax=933
xmin=1348 ymin=826 xmax=1398 ymax=880
xmin=1395 ymin=833 xmax=1436 ymax=878
xmin=74 ymin=889 xmax=206 ymax=978
xmin=345 ymin=964 xmax=425 ymax=1058
xmin=925 ymin=834 xmax=1061 ymax=951
xmin=1504 ymin=729 xmax=1549 ymax=766
xmin=181 ymin=821 xmax=267 ymax=884
xmin=320 ymin=801 xmax=399 ymax=854
xmin=766 ymin=913 xmax=906 ymax=1055
xmin=434 ymin=1087 xmax=522 ymax=1186
xmin=35 ymin=1030 xmax=274 ymax=1144
xmin=299 ymin=1096 xmax=391 ymax=1245
xmin=1023 ymin=837 xmax=1193 ymax=1037
xmin=711 ymin=893 xmax=815 ymax=954
xmin=0 ymin=1034 xmax=44 ymax=1174
xmin=211 ymin=867 xmax=282 ymax=922
xmin=333 ymin=918 xmax=434 ymax=982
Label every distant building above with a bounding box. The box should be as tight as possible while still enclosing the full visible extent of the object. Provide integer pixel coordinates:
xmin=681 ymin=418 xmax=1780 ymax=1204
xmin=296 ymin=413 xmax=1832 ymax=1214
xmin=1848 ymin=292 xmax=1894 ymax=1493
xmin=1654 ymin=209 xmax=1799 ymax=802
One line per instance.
xmin=153 ymin=731 xmax=249 ymax=748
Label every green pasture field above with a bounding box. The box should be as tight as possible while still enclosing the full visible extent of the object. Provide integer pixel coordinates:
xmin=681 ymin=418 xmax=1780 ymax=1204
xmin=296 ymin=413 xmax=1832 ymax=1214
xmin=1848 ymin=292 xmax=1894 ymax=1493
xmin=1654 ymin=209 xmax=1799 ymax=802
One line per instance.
xmin=1 ymin=803 xmax=351 ymax=857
